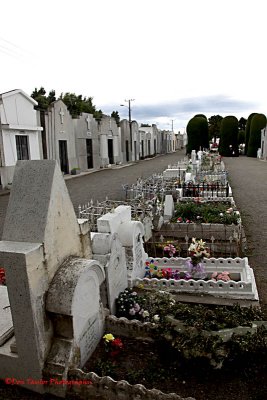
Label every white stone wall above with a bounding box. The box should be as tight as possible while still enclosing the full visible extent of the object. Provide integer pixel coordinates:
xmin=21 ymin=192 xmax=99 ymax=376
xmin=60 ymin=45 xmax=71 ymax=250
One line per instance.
xmin=0 ymin=90 xmax=42 ymax=187
xmin=45 ymin=100 xmax=78 ymax=171
xmin=73 ymin=113 xmax=101 ymax=170
xmin=260 ymin=126 xmax=267 ymax=160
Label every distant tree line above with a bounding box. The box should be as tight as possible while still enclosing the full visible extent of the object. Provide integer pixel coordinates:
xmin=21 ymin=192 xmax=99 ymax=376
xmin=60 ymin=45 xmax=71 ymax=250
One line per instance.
xmin=186 ymin=112 xmax=267 ymax=158
xmin=31 ymin=87 xmax=120 ymax=124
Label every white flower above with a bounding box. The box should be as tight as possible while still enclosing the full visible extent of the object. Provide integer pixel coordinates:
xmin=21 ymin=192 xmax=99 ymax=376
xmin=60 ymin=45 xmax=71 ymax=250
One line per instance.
xmin=219 ymin=213 xmax=224 ymax=217
xmin=153 ymin=314 xmax=160 ymax=322
xmin=142 ymin=310 xmax=149 ymax=318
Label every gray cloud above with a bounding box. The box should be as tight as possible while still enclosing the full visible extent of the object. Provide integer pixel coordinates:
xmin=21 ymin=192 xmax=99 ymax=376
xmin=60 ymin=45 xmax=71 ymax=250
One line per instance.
xmin=101 ymin=95 xmax=259 ymax=128
xmin=132 ymin=96 xmax=257 ymax=118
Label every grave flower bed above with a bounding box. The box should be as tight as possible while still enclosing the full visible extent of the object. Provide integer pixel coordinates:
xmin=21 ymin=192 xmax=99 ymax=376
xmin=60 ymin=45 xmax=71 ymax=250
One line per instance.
xmin=78 ymin=290 xmax=267 ymax=400
xmin=171 ymin=201 xmax=241 ymax=224
xmin=135 ymin=256 xmax=258 ymax=301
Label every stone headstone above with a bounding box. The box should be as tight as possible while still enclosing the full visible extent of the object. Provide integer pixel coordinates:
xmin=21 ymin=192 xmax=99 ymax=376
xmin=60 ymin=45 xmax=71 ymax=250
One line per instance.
xmin=164 ymin=194 xmax=174 ymax=222
xmin=46 ymin=258 xmax=105 ymax=367
xmin=2 ymin=160 xmax=84 ymax=281
xmin=185 ymin=172 xmax=193 ymax=182
xmin=97 ymin=205 xmax=148 ymax=284
xmin=0 ymin=160 xmax=95 ymax=396
xmin=91 ymin=232 xmax=127 ymax=314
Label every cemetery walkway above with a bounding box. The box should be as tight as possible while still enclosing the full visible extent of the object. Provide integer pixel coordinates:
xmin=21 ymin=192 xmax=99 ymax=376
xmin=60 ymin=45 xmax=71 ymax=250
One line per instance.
xmin=223 ymin=156 xmax=267 ymax=317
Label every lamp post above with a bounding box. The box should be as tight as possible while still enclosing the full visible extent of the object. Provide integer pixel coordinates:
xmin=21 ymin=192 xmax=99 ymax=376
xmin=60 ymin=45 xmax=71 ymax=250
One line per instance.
xmin=120 ymin=99 xmax=135 ymax=151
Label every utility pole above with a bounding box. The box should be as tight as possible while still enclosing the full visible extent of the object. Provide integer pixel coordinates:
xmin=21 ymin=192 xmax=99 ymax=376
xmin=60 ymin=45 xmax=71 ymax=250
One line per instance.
xmin=120 ymin=99 xmax=135 ymax=151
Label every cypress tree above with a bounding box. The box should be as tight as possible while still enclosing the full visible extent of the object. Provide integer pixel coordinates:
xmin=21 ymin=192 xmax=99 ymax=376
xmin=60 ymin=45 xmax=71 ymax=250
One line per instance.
xmin=244 ymin=113 xmax=257 ymax=155
xmin=186 ymin=116 xmax=209 ymax=154
xmin=247 ymin=113 xmax=266 ymax=157
xmin=219 ymin=116 xmax=239 ymax=156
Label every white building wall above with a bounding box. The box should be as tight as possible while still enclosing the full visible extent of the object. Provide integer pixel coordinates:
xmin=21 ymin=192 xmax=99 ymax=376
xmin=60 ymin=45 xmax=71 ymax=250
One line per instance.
xmin=0 ymin=90 xmax=42 ymax=188
xmin=2 ymin=130 xmax=41 ymax=166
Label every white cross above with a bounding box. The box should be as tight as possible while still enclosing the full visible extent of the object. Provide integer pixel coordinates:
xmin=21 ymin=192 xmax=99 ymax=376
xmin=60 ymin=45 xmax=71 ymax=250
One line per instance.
xmin=86 ymin=116 xmax=90 ymax=130
xmin=59 ymin=108 xmax=65 ymax=124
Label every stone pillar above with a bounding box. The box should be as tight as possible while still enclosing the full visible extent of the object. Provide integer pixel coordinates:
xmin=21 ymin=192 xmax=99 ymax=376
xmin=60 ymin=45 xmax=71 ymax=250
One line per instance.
xmin=100 ymin=133 xmax=109 ymax=167
xmin=113 ymin=133 xmax=120 ymax=164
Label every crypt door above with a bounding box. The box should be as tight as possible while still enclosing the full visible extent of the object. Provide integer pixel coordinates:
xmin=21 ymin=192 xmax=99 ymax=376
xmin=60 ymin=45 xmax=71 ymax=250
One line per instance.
xmin=59 ymin=140 xmax=69 ymax=174
xmin=108 ymin=139 xmax=114 ymax=164
xmin=86 ymin=139 xmax=93 ymax=168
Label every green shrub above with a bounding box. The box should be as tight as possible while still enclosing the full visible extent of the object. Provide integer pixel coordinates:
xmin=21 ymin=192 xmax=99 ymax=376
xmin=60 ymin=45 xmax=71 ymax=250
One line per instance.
xmin=247 ymin=113 xmax=266 ymax=157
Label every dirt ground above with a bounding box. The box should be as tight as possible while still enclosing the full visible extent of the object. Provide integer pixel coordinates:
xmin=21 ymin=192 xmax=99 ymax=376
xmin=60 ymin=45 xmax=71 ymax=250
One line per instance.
xmin=85 ymin=336 xmax=267 ymax=400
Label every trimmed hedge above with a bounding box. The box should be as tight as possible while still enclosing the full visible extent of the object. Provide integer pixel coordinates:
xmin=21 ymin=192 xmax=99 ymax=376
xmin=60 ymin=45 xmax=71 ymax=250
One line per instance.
xmin=186 ymin=116 xmax=209 ymax=154
xmin=247 ymin=113 xmax=266 ymax=157
xmin=219 ymin=116 xmax=239 ymax=157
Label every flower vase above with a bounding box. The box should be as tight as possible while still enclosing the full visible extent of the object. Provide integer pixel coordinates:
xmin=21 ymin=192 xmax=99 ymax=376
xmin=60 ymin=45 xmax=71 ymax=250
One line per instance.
xmin=186 ymin=260 xmax=206 ymax=280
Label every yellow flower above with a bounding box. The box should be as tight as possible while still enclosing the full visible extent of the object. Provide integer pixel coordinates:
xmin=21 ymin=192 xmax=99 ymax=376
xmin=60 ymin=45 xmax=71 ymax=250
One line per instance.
xmin=103 ymin=333 xmax=115 ymax=342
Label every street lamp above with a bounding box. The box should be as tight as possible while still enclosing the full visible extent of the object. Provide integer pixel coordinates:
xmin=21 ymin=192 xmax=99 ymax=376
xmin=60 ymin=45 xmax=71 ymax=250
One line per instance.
xmin=120 ymin=99 xmax=135 ymax=151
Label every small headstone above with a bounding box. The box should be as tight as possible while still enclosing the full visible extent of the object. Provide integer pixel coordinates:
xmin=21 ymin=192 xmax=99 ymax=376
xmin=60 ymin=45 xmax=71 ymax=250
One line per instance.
xmin=92 ymin=233 xmax=127 ymax=314
xmin=191 ymin=150 xmax=196 ymax=163
xmin=164 ymin=194 xmax=174 ymax=222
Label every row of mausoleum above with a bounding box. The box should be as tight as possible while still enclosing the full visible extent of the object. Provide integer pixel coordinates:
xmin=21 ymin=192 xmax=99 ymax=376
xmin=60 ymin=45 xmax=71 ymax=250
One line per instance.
xmin=0 ymin=89 xmax=185 ymax=188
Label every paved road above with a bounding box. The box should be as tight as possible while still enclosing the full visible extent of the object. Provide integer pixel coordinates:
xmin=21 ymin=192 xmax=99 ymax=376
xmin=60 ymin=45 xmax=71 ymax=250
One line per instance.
xmin=224 ymin=156 xmax=267 ymax=316
xmin=0 ymin=151 xmax=187 ymax=238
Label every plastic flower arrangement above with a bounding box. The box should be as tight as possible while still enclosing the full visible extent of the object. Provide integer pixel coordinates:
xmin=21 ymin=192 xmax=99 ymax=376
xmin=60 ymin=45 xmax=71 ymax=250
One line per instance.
xmin=186 ymin=238 xmax=210 ymax=279
xmin=163 ymin=243 xmax=177 ymax=257
xmin=103 ymin=333 xmax=123 ymax=357
xmin=211 ymin=271 xmax=231 ymax=282
xmin=144 ymin=260 xmax=191 ymax=280
xmin=0 ymin=268 xmax=6 ymax=285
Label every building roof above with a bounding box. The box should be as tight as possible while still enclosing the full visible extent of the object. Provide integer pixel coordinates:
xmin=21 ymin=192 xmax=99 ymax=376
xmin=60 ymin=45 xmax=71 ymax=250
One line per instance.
xmin=0 ymin=89 xmax=37 ymax=106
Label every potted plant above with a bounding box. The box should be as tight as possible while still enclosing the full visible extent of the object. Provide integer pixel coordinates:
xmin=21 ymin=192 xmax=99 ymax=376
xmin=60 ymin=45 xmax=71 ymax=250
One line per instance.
xmin=70 ymin=167 xmax=81 ymax=175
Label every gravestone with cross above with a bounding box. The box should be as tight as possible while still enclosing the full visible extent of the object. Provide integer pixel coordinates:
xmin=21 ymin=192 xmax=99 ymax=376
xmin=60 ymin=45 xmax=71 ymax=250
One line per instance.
xmin=59 ymin=107 xmax=65 ymax=124
xmin=97 ymin=205 xmax=148 ymax=285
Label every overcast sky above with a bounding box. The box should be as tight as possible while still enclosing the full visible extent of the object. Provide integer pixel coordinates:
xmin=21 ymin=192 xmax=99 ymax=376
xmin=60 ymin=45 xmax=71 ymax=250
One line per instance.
xmin=0 ymin=0 xmax=266 ymax=131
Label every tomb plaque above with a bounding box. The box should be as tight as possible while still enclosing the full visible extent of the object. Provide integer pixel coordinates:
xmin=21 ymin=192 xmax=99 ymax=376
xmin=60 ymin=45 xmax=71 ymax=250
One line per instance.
xmin=0 ymin=286 xmax=14 ymax=346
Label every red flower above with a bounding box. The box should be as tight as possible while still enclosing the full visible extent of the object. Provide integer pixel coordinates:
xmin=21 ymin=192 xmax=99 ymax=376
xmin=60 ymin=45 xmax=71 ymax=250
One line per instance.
xmin=0 ymin=268 xmax=6 ymax=285
xmin=111 ymin=338 xmax=123 ymax=349
xmin=110 ymin=350 xmax=120 ymax=357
